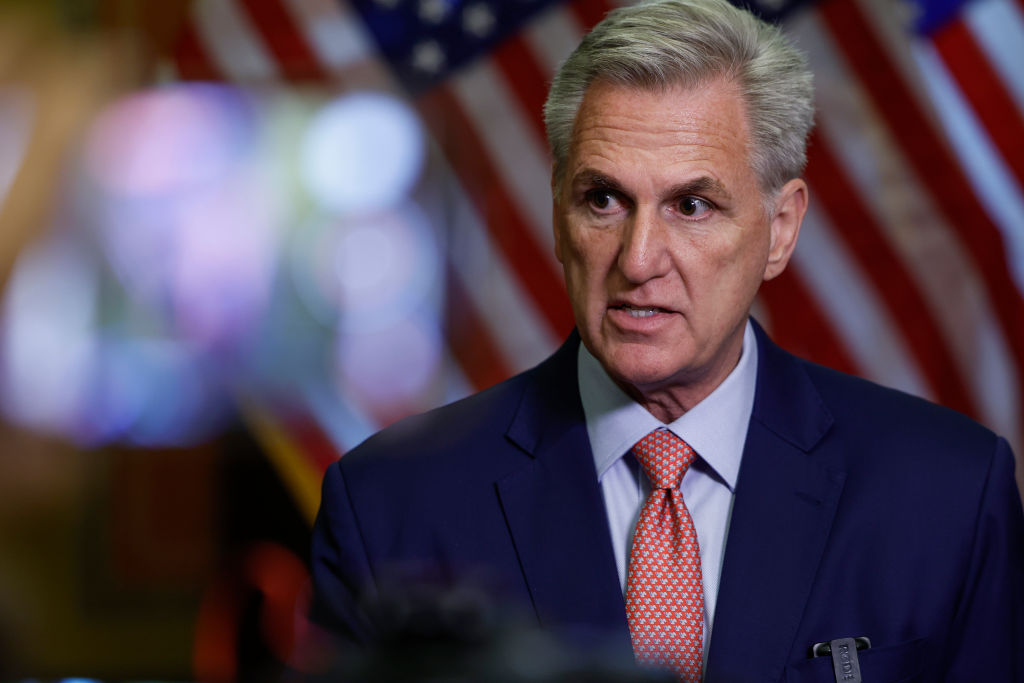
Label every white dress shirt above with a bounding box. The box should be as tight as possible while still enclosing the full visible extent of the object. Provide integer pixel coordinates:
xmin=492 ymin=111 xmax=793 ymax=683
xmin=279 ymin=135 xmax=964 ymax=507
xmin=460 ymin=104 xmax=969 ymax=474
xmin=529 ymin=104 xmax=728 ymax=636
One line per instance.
xmin=577 ymin=320 xmax=758 ymax=656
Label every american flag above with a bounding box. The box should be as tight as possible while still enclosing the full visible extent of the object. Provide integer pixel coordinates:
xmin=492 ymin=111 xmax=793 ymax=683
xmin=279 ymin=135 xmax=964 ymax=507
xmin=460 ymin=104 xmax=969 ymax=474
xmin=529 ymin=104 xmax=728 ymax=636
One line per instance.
xmin=170 ymin=0 xmax=1024 ymax=513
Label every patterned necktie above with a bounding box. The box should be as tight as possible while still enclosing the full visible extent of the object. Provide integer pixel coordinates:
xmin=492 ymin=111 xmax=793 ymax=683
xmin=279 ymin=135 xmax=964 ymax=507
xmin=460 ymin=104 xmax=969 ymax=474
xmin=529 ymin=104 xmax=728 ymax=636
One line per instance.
xmin=625 ymin=428 xmax=704 ymax=682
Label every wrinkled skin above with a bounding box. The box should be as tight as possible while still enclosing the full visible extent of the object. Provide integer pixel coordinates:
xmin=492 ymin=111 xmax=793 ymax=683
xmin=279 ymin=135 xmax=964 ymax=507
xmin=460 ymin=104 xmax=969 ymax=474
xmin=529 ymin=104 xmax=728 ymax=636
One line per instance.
xmin=553 ymin=78 xmax=808 ymax=422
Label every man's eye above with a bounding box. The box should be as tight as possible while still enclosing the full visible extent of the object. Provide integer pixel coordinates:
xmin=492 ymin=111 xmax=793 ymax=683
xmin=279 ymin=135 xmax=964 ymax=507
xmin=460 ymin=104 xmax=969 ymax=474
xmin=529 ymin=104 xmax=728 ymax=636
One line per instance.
xmin=678 ymin=196 xmax=712 ymax=218
xmin=585 ymin=190 xmax=622 ymax=212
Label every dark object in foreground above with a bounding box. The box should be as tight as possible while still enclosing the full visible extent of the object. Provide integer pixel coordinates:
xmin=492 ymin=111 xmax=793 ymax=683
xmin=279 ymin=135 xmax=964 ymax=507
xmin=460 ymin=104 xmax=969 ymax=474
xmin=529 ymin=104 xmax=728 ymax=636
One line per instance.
xmin=303 ymin=580 xmax=672 ymax=683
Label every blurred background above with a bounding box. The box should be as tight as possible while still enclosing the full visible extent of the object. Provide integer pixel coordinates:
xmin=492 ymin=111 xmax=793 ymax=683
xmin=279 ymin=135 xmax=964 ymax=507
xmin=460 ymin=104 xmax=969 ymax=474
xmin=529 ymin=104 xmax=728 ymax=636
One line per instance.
xmin=0 ymin=0 xmax=1020 ymax=680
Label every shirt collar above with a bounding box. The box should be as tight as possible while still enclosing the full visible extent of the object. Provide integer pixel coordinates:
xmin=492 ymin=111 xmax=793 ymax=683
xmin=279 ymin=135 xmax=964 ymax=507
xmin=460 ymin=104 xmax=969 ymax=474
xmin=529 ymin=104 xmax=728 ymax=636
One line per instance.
xmin=578 ymin=320 xmax=758 ymax=491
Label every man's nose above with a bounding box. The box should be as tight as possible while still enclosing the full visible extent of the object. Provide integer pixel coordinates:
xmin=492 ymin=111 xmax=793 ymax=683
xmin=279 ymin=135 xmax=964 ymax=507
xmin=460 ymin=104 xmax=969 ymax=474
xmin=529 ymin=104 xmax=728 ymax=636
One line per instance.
xmin=617 ymin=206 xmax=671 ymax=284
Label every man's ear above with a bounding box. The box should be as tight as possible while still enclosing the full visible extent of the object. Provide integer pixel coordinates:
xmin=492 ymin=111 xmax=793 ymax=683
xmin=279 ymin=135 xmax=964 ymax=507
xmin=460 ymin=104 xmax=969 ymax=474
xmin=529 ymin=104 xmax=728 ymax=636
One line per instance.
xmin=764 ymin=178 xmax=808 ymax=281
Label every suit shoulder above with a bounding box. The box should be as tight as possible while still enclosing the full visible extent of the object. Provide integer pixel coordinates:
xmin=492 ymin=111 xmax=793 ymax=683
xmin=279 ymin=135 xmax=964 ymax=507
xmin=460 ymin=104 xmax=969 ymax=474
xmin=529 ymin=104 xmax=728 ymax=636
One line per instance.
xmin=343 ymin=369 xmax=533 ymax=469
xmin=336 ymin=334 xmax=579 ymax=476
xmin=796 ymin=356 xmax=1001 ymax=463
xmin=321 ymin=337 xmax=580 ymax=515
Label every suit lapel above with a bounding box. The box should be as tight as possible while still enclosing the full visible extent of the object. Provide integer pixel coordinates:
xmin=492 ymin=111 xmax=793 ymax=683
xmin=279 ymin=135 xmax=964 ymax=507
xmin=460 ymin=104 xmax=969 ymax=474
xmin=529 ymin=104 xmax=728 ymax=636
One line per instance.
xmin=495 ymin=324 xmax=847 ymax=673
xmin=496 ymin=333 xmax=631 ymax=653
xmin=706 ymin=323 xmax=846 ymax=682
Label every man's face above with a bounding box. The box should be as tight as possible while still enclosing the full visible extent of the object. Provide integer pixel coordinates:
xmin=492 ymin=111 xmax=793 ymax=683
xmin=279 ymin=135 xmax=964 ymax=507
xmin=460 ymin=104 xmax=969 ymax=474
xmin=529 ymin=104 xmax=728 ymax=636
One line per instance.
xmin=553 ymin=78 xmax=805 ymax=417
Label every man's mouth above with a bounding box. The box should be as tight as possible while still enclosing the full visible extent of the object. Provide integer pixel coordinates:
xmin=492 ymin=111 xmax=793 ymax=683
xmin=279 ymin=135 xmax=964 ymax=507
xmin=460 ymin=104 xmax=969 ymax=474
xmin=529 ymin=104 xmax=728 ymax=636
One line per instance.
xmin=613 ymin=304 xmax=671 ymax=318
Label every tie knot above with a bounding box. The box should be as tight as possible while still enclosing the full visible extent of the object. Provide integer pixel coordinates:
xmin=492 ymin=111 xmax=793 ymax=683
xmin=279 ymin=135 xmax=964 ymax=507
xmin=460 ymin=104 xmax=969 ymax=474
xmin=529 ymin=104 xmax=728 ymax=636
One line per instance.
xmin=631 ymin=428 xmax=695 ymax=490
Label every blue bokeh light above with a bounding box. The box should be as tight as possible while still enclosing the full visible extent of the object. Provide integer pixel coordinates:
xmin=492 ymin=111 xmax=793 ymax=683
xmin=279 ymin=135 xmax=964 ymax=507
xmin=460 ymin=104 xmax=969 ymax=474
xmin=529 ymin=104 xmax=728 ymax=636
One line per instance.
xmin=300 ymin=91 xmax=426 ymax=215
xmin=335 ymin=313 xmax=444 ymax=409
xmin=291 ymin=203 xmax=441 ymax=330
xmin=0 ymin=234 xmax=98 ymax=438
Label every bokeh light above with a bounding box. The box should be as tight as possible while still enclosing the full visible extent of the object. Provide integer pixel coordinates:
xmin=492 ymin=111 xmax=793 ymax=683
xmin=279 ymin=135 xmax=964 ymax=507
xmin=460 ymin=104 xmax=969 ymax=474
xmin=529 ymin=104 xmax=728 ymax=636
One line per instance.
xmin=167 ymin=169 xmax=282 ymax=348
xmin=299 ymin=92 xmax=426 ymax=215
xmin=335 ymin=314 xmax=444 ymax=409
xmin=104 ymin=338 xmax=225 ymax=447
xmin=0 ymin=232 xmax=228 ymax=447
xmin=82 ymin=335 xmax=227 ymax=447
xmin=83 ymin=84 xmax=281 ymax=350
xmin=292 ymin=204 xmax=441 ymax=330
xmin=2 ymin=83 xmax=440 ymax=446
xmin=85 ymin=84 xmax=253 ymax=198
xmin=0 ymin=234 xmax=98 ymax=439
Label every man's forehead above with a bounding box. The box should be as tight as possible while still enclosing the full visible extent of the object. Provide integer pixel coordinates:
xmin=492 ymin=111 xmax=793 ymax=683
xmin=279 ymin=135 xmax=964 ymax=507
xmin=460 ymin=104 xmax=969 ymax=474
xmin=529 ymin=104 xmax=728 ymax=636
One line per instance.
xmin=572 ymin=78 xmax=747 ymax=139
xmin=565 ymin=79 xmax=752 ymax=183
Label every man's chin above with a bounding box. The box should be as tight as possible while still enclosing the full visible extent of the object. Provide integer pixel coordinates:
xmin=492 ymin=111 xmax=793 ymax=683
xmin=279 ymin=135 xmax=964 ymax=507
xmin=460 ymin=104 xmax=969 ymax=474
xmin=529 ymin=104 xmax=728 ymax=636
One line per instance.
xmin=600 ymin=353 xmax=691 ymax=397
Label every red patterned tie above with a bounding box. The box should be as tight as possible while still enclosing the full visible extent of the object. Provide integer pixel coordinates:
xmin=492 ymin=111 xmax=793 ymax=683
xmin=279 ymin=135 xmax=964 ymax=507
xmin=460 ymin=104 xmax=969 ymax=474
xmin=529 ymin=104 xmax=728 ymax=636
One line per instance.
xmin=625 ymin=428 xmax=704 ymax=682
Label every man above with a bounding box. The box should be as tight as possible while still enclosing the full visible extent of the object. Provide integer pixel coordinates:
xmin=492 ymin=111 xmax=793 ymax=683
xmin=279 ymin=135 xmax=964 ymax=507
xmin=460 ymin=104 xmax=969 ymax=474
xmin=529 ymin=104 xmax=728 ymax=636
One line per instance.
xmin=311 ymin=0 xmax=1024 ymax=680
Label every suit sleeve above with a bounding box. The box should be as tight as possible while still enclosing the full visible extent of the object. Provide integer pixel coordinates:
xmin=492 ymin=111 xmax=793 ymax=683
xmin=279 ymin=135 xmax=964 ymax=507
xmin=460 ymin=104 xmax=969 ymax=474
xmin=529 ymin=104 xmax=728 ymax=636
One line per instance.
xmin=943 ymin=437 xmax=1024 ymax=681
xmin=309 ymin=462 xmax=376 ymax=645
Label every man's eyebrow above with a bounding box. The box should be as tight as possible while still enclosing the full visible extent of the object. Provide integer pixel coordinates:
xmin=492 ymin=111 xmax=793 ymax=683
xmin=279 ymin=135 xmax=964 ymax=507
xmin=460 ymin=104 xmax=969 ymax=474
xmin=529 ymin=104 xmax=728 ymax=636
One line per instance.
xmin=570 ymin=171 xmax=733 ymax=202
xmin=668 ymin=176 xmax=732 ymax=201
xmin=571 ymin=169 xmax=624 ymax=192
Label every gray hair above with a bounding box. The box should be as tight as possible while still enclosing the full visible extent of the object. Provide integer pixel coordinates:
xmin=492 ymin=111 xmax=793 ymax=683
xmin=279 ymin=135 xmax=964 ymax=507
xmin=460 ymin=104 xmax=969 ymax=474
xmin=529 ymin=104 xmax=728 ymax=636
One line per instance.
xmin=544 ymin=0 xmax=814 ymax=198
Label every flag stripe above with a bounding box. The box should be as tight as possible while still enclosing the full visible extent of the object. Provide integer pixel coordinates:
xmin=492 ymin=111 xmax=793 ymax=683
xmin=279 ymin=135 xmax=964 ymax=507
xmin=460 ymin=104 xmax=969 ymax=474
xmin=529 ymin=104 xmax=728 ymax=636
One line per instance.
xmin=524 ymin=5 xmax=585 ymax=73
xmin=173 ymin=20 xmax=225 ymax=81
xmin=301 ymin=377 xmax=380 ymax=453
xmin=854 ymin=0 xmax=938 ymax=111
xmin=879 ymin=40 xmax=1023 ymax=442
xmin=966 ymin=0 xmax=1024 ymax=116
xmin=793 ymin=204 xmax=933 ymax=399
xmin=169 ymin=0 xmax=1024 ymax=473
xmin=931 ymin=17 xmax=1024 ymax=192
xmin=757 ymin=270 xmax=860 ymax=377
xmin=284 ymin=413 xmax=343 ymax=473
xmin=451 ymin=60 xmax=557 ymax=258
xmin=238 ymin=0 xmax=330 ymax=81
xmin=819 ymin=0 xmax=1024 ymax=401
xmin=419 ymin=86 xmax=575 ymax=337
xmin=798 ymin=200 xmax=937 ymax=397
xmin=568 ymin=0 xmax=615 ymax=30
xmin=792 ymin=8 xmax=1020 ymax=437
xmin=492 ymin=33 xmax=553 ymax=149
xmin=804 ymin=129 xmax=976 ymax=417
xmin=445 ymin=263 xmax=515 ymax=389
xmin=193 ymin=0 xmax=279 ymax=81
xmin=909 ymin=39 xmax=1024 ymax=298
xmin=280 ymin=0 xmax=376 ymax=74
xmin=439 ymin=138 xmax=560 ymax=370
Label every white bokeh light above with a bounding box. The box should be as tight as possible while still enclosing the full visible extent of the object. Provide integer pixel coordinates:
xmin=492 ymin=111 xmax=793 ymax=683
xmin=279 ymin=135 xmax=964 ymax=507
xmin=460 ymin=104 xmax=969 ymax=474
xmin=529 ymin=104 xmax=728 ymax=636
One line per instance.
xmin=335 ymin=205 xmax=440 ymax=326
xmin=300 ymin=92 xmax=426 ymax=215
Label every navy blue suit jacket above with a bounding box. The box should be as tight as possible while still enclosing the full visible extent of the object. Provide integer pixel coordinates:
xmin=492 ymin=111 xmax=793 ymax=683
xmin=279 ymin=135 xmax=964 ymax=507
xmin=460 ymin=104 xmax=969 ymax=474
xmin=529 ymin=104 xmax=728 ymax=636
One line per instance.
xmin=311 ymin=321 xmax=1024 ymax=681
